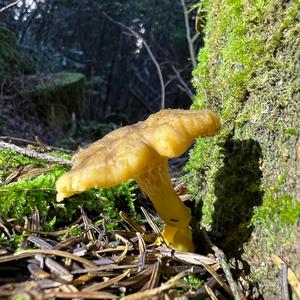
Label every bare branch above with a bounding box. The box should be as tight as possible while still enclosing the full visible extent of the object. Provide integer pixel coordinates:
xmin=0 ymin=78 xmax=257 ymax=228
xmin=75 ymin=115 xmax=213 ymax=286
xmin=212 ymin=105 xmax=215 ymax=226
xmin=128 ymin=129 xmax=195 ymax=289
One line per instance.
xmin=129 ymin=85 xmax=155 ymax=113
xmin=202 ymin=229 xmax=244 ymax=300
xmin=171 ymin=65 xmax=194 ymax=101
xmin=0 ymin=141 xmax=71 ymax=166
xmin=102 ymin=11 xmax=165 ymax=109
xmin=0 ymin=0 xmax=21 ymax=13
xmin=131 ymin=65 xmax=158 ymax=97
xmin=192 ymin=32 xmax=200 ymax=43
xmin=181 ymin=0 xmax=197 ymax=68
xmin=0 ymin=136 xmax=73 ymax=153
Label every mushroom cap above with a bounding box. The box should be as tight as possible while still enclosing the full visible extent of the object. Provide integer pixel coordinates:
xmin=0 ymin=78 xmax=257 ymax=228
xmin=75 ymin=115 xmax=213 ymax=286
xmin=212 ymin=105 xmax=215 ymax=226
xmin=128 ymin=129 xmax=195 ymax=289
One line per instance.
xmin=56 ymin=109 xmax=221 ymax=201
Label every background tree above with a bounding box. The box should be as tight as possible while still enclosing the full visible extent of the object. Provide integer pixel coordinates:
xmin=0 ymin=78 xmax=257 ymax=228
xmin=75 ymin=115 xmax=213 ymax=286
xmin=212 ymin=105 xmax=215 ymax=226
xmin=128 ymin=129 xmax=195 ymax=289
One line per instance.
xmin=1 ymin=0 xmax=201 ymax=126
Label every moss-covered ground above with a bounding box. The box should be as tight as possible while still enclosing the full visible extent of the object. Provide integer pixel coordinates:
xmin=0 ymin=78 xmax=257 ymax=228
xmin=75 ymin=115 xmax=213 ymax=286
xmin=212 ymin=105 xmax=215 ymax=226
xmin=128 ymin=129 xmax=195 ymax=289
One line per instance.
xmin=0 ymin=149 xmax=141 ymax=231
xmin=185 ymin=0 xmax=299 ymax=297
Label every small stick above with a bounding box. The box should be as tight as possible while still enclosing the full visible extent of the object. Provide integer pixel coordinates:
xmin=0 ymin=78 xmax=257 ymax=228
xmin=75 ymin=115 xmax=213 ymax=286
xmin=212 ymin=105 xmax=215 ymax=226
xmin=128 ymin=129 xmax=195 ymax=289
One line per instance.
xmin=0 ymin=141 xmax=71 ymax=165
xmin=202 ymin=262 xmax=233 ymax=295
xmin=0 ymin=135 xmax=73 ymax=153
xmin=272 ymin=254 xmax=300 ymax=298
xmin=147 ymin=256 xmax=162 ymax=289
xmin=136 ymin=232 xmax=146 ymax=272
xmin=80 ymin=206 xmax=96 ymax=242
xmin=202 ymin=229 xmax=243 ymax=300
xmin=140 ymin=206 xmax=167 ymax=247
xmin=103 ymin=11 xmax=165 ymax=109
xmin=204 ymin=283 xmax=218 ymax=300
xmin=181 ymin=0 xmax=197 ymax=68
xmin=15 ymin=224 xmax=80 ymax=237
xmin=279 ymin=263 xmax=290 ymax=300
xmin=0 ymin=249 xmax=97 ymax=268
xmin=0 ymin=0 xmax=21 ymax=13
xmin=119 ymin=211 xmax=146 ymax=233
xmin=171 ymin=65 xmax=194 ymax=101
xmin=72 ymin=264 xmax=140 ymax=275
xmin=48 ymin=291 xmax=118 ymax=299
xmin=82 ymin=269 xmax=131 ymax=292
xmin=122 ymin=267 xmax=197 ymax=300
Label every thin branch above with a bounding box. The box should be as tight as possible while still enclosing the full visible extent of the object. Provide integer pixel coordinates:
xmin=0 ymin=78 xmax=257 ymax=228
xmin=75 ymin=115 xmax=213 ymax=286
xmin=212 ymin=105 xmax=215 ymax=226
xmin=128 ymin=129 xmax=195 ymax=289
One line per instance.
xmin=131 ymin=65 xmax=158 ymax=97
xmin=122 ymin=267 xmax=196 ymax=300
xmin=0 ymin=248 xmax=97 ymax=268
xmin=0 ymin=136 xmax=73 ymax=153
xmin=0 ymin=0 xmax=21 ymax=13
xmin=279 ymin=263 xmax=290 ymax=300
xmin=102 ymin=11 xmax=165 ymax=109
xmin=171 ymin=65 xmax=194 ymax=101
xmin=129 ymin=85 xmax=155 ymax=113
xmin=0 ymin=141 xmax=71 ymax=165
xmin=202 ymin=229 xmax=244 ymax=300
xmin=204 ymin=284 xmax=218 ymax=300
xmin=181 ymin=0 xmax=197 ymax=68
xmin=192 ymin=32 xmax=200 ymax=43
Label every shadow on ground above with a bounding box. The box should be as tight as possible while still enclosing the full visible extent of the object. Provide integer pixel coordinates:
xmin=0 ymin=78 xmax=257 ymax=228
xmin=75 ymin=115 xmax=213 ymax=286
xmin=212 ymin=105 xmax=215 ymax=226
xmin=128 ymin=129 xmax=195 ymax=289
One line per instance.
xmin=210 ymin=139 xmax=263 ymax=268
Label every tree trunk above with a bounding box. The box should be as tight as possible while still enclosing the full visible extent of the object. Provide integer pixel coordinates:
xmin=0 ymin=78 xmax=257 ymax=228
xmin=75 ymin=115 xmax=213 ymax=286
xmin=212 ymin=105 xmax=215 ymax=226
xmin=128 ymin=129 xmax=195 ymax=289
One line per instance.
xmin=186 ymin=0 xmax=299 ymax=298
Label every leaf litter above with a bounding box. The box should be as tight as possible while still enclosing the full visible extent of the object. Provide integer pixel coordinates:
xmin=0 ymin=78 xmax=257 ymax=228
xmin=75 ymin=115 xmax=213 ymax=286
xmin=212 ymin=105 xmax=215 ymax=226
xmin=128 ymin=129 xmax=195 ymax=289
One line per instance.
xmin=0 ymin=205 xmax=241 ymax=300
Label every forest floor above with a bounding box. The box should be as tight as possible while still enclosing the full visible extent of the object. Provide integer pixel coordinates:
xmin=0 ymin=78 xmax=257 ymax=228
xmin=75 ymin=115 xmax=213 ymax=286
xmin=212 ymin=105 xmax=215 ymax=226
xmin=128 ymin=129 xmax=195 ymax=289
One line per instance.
xmin=0 ymin=83 xmax=299 ymax=299
xmin=0 ymin=140 xmax=298 ymax=300
xmin=0 ymin=205 xmax=245 ymax=300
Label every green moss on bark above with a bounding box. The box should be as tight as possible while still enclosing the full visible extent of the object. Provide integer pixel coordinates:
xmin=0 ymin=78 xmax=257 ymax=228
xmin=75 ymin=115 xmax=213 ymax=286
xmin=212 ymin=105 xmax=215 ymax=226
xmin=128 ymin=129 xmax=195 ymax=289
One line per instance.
xmin=185 ymin=0 xmax=299 ymax=296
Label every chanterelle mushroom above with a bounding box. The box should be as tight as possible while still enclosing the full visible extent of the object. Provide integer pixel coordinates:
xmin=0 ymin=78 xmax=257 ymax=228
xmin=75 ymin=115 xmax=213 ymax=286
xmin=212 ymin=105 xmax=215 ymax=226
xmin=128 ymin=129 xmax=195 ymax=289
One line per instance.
xmin=56 ymin=109 xmax=221 ymax=252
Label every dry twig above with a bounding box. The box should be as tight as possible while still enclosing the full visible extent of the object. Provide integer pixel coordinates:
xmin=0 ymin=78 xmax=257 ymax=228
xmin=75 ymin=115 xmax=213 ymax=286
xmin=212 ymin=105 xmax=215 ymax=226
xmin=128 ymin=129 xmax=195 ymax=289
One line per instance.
xmin=103 ymin=11 xmax=165 ymax=109
xmin=0 ymin=136 xmax=73 ymax=153
xmin=272 ymin=254 xmax=300 ymax=298
xmin=0 ymin=0 xmax=21 ymax=13
xmin=171 ymin=65 xmax=194 ymax=101
xmin=0 ymin=206 xmax=235 ymax=299
xmin=202 ymin=229 xmax=243 ymax=300
xmin=181 ymin=0 xmax=198 ymax=68
xmin=0 ymin=141 xmax=71 ymax=165
xmin=0 ymin=249 xmax=97 ymax=268
xmin=122 ymin=267 xmax=196 ymax=300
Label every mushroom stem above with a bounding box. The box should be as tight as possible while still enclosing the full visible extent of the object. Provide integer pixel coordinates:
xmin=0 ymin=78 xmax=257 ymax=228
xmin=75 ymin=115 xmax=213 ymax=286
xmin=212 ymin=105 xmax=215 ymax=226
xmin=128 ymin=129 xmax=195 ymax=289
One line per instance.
xmin=136 ymin=159 xmax=194 ymax=252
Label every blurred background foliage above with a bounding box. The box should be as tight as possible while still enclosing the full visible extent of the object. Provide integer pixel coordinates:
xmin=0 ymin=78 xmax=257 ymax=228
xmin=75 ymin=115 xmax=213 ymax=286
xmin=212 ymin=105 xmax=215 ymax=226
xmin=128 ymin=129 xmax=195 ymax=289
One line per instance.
xmin=1 ymin=0 xmax=201 ymax=146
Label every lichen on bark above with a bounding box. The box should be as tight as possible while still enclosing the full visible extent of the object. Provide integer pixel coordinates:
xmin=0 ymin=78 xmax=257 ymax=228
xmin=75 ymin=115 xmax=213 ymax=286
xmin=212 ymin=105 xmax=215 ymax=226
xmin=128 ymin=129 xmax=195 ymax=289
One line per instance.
xmin=185 ymin=0 xmax=300 ymax=297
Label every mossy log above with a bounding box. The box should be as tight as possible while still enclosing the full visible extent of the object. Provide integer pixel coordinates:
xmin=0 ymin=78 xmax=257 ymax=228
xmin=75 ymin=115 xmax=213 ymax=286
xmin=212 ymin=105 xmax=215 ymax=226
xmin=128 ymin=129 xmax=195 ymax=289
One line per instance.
xmin=21 ymin=72 xmax=85 ymax=131
xmin=186 ymin=0 xmax=299 ymax=297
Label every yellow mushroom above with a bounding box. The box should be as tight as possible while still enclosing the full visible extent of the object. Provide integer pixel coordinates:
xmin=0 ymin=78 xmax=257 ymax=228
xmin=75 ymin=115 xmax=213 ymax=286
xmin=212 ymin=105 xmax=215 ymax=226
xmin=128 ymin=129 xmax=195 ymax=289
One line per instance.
xmin=56 ymin=109 xmax=221 ymax=252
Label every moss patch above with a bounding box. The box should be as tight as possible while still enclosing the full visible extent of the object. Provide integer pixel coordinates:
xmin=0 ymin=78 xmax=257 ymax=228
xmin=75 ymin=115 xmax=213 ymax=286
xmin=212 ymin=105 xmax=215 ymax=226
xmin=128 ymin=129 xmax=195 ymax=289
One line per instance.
xmin=186 ymin=0 xmax=299 ymax=297
xmin=252 ymin=176 xmax=300 ymax=248
xmin=0 ymin=149 xmax=140 ymax=229
xmin=0 ymin=27 xmax=36 ymax=81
